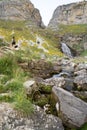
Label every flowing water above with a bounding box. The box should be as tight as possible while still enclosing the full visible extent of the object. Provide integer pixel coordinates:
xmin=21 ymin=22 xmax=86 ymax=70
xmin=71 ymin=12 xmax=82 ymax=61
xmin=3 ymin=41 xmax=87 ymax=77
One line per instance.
xmin=61 ymin=43 xmax=72 ymax=57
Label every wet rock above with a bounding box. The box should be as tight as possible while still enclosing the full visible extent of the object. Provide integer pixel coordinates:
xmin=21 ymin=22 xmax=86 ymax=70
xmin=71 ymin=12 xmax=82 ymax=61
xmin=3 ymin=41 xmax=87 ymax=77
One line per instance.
xmin=52 ymin=87 xmax=87 ymax=128
xmin=61 ymin=59 xmax=75 ymax=75
xmin=53 ymin=72 xmax=71 ymax=78
xmin=0 ymin=103 xmax=64 ymax=130
xmin=64 ymin=78 xmax=74 ymax=91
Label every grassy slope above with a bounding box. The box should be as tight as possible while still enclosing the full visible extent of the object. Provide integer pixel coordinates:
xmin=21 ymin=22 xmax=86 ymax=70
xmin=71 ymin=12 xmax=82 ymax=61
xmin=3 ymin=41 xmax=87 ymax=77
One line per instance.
xmin=0 ymin=19 xmax=63 ymax=115
xmin=0 ymin=20 xmax=87 ymax=129
xmin=58 ymin=24 xmax=87 ymax=35
xmin=0 ymin=20 xmax=63 ymax=60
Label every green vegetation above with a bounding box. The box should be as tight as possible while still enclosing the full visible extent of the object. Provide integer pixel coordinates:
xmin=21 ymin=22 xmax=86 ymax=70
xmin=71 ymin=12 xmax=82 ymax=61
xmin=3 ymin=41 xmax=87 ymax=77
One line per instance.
xmin=35 ymin=96 xmax=48 ymax=107
xmin=81 ymin=50 xmax=87 ymax=56
xmin=0 ymin=54 xmax=18 ymax=77
xmin=0 ymin=53 xmax=33 ymax=115
xmin=58 ymin=24 xmax=87 ymax=35
xmin=79 ymin=123 xmax=87 ymax=130
xmin=0 ymin=19 xmax=63 ymax=60
xmin=72 ymin=57 xmax=87 ymax=63
xmin=39 ymin=84 xmax=52 ymax=94
xmin=0 ymin=19 xmax=63 ymax=116
xmin=14 ymin=88 xmax=34 ymax=116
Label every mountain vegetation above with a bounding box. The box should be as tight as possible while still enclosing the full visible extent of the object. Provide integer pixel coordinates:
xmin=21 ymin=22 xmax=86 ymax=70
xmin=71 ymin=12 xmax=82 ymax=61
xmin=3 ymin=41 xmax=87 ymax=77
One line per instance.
xmin=0 ymin=0 xmax=87 ymax=130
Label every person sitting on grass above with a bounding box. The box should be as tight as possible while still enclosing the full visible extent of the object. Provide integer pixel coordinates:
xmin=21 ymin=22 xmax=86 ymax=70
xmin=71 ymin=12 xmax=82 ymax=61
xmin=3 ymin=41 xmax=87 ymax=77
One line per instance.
xmin=11 ymin=36 xmax=16 ymax=46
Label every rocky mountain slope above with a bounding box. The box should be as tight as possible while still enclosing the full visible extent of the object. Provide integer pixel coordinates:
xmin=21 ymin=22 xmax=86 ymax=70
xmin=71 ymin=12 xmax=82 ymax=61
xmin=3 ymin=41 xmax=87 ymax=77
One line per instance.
xmin=48 ymin=1 xmax=87 ymax=30
xmin=0 ymin=0 xmax=44 ymax=28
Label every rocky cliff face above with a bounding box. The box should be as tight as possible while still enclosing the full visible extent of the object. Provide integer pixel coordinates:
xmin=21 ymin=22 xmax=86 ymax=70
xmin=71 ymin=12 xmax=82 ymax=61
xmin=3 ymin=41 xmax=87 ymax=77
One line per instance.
xmin=0 ymin=0 xmax=44 ymax=27
xmin=48 ymin=1 xmax=87 ymax=30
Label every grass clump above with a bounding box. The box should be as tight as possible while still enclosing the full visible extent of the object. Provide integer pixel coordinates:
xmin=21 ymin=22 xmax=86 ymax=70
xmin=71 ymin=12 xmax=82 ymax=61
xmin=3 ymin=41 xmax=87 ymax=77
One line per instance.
xmin=5 ymin=79 xmax=23 ymax=92
xmin=0 ymin=54 xmax=18 ymax=77
xmin=14 ymin=89 xmax=34 ymax=116
xmin=0 ymin=53 xmax=33 ymax=116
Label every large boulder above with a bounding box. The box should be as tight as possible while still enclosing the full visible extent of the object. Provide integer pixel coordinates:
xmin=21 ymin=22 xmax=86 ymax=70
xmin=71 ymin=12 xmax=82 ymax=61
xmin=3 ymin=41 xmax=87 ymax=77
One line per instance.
xmin=52 ymin=86 xmax=87 ymax=128
xmin=0 ymin=103 xmax=64 ymax=130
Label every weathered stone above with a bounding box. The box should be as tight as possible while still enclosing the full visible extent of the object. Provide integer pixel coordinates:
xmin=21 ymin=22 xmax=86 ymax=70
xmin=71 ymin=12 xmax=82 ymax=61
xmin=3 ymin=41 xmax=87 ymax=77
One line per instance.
xmin=52 ymin=87 xmax=87 ymax=128
xmin=75 ymin=63 xmax=87 ymax=71
xmin=84 ymin=42 xmax=87 ymax=50
xmin=74 ymin=75 xmax=87 ymax=90
xmin=0 ymin=103 xmax=64 ymax=130
xmin=43 ymin=77 xmax=65 ymax=88
xmin=72 ymin=91 xmax=87 ymax=102
xmin=48 ymin=1 xmax=87 ymax=30
xmin=74 ymin=69 xmax=87 ymax=76
xmin=0 ymin=0 xmax=44 ymax=28
xmin=23 ymin=80 xmax=38 ymax=95
xmin=28 ymin=60 xmax=62 ymax=78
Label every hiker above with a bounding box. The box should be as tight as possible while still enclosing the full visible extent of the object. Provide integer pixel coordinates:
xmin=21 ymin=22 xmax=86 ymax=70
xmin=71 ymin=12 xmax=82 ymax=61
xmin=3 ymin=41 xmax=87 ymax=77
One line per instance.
xmin=11 ymin=36 xmax=16 ymax=46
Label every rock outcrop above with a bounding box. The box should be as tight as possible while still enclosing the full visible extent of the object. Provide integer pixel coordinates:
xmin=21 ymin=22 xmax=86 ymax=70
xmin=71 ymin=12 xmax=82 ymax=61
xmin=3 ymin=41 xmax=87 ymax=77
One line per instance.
xmin=27 ymin=59 xmax=62 ymax=79
xmin=0 ymin=0 xmax=44 ymax=27
xmin=48 ymin=1 xmax=87 ymax=30
xmin=52 ymin=87 xmax=87 ymax=128
xmin=0 ymin=103 xmax=64 ymax=130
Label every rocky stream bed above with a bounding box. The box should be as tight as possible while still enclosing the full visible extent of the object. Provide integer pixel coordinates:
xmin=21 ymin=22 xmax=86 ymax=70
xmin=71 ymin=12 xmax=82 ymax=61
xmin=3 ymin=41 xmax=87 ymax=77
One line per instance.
xmin=0 ymin=56 xmax=87 ymax=130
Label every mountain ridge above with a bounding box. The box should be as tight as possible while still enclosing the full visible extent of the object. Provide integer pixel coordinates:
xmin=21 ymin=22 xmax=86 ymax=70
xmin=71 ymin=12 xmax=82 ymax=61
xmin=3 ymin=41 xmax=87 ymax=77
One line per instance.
xmin=0 ymin=0 xmax=44 ymax=28
xmin=48 ymin=1 xmax=87 ymax=30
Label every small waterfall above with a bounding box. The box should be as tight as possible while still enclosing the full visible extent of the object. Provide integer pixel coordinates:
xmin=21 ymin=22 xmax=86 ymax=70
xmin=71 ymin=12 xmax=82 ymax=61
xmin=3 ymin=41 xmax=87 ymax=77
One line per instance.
xmin=61 ymin=43 xmax=72 ymax=57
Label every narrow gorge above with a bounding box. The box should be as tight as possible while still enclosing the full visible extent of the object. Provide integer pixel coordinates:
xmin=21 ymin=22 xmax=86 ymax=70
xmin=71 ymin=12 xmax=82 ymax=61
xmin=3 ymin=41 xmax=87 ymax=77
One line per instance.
xmin=0 ymin=0 xmax=87 ymax=130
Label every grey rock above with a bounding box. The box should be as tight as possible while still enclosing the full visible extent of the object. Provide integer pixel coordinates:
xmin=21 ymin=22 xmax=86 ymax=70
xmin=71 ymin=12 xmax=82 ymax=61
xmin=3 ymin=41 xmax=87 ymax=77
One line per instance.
xmin=74 ymin=74 xmax=87 ymax=90
xmin=48 ymin=1 xmax=87 ymax=30
xmin=72 ymin=91 xmax=87 ymax=101
xmin=0 ymin=0 xmax=44 ymax=27
xmin=0 ymin=103 xmax=64 ymax=130
xmin=52 ymin=87 xmax=87 ymax=128
xmin=75 ymin=63 xmax=87 ymax=71
xmin=43 ymin=77 xmax=65 ymax=88
xmin=23 ymin=80 xmax=38 ymax=95
xmin=74 ymin=69 xmax=87 ymax=76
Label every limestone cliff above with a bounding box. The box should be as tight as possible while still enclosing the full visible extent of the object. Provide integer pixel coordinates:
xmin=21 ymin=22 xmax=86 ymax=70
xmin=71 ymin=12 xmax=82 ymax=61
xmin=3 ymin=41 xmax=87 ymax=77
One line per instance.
xmin=48 ymin=1 xmax=87 ymax=30
xmin=0 ymin=0 xmax=44 ymax=27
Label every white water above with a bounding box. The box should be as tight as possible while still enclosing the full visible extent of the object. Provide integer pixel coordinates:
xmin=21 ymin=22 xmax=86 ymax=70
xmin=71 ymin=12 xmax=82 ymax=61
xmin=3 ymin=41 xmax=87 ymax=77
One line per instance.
xmin=61 ymin=43 xmax=72 ymax=57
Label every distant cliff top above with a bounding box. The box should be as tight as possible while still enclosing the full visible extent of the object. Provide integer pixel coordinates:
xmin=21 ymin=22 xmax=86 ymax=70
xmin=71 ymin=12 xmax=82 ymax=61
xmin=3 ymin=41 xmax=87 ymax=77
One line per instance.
xmin=0 ymin=0 xmax=44 ymax=28
xmin=48 ymin=1 xmax=87 ymax=30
